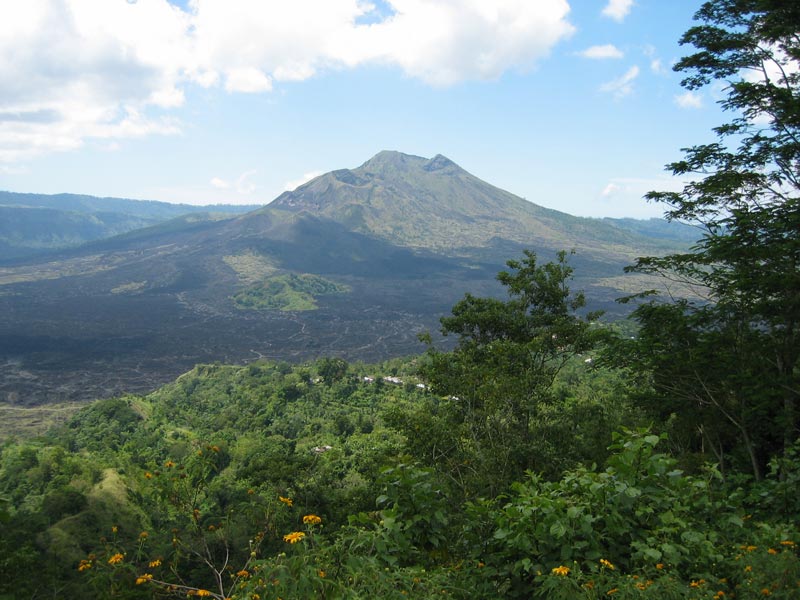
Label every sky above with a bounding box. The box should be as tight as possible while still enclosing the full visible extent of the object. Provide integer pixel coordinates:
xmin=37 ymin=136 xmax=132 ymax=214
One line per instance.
xmin=0 ymin=0 xmax=726 ymax=219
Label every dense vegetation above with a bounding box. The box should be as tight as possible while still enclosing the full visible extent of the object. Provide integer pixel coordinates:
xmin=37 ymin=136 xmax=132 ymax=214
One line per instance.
xmin=0 ymin=344 xmax=797 ymax=598
xmin=1 ymin=1 xmax=799 ymax=598
xmin=233 ymin=274 xmax=350 ymax=311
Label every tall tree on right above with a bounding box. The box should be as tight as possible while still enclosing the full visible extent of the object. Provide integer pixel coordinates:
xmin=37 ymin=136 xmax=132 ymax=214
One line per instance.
xmin=622 ymin=0 xmax=800 ymax=478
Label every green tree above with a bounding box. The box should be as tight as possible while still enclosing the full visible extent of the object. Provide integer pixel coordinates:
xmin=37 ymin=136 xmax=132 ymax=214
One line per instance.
xmin=316 ymin=357 xmax=349 ymax=386
xmin=624 ymin=0 xmax=800 ymax=476
xmin=416 ymin=250 xmax=602 ymax=495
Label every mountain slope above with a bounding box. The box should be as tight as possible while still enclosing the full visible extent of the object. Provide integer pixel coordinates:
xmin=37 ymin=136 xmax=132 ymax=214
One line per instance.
xmin=0 ymin=191 xmax=262 ymax=261
xmin=0 ymin=151 xmax=689 ymax=406
xmin=270 ymin=150 xmax=660 ymax=260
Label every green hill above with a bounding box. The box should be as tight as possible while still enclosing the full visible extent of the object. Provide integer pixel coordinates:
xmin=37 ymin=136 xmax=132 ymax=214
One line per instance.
xmin=0 ymin=191 xmax=262 ymax=261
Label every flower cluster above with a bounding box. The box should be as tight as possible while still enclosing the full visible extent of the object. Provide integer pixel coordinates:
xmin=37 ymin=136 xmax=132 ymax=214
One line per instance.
xmin=77 ymin=559 xmax=92 ymax=572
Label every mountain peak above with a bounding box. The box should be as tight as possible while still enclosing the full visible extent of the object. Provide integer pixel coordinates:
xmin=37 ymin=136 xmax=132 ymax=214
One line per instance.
xmin=355 ymin=151 xmax=464 ymax=178
xmin=423 ymin=154 xmax=459 ymax=172
xmin=359 ymin=150 xmax=426 ymax=172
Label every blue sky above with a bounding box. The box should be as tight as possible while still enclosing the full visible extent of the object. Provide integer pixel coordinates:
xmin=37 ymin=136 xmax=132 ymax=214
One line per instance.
xmin=0 ymin=0 xmax=723 ymax=218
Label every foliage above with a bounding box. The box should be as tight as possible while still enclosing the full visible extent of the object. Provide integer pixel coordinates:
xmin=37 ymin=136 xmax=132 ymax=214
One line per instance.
xmin=621 ymin=0 xmax=800 ymax=478
xmin=233 ymin=273 xmax=350 ymax=311
xmin=416 ymin=250 xmax=605 ymax=495
xmin=0 ymin=351 xmax=797 ymax=598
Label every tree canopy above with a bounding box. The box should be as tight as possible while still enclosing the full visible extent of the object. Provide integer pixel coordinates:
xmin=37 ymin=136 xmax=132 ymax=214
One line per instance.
xmin=624 ymin=0 xmax=800 ymax=477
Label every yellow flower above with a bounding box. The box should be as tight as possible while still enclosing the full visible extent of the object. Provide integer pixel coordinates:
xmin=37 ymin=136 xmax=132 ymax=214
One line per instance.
xmin=303 ymin=514 xmax=322 ymax=525
xmin=237 ymin=570 xmax=250 ymax=578
xmin=599 ymin=558 xmax=615 ymax=570
xmin=164 ymin=460 xmax=175 ymax=468
xmin=746 ymin=545 xmax=758 ymax=552
xmin=779 ymin=540 xmax=795 ymax=546
xmin=744 ymin=565 xmax=752 ymax=572
xmin=607 ymin=588 xmax=619 ymax=595
xmin=551 ymin=566 xmax=570 ymax=576
xmin=655 ymin=563 xmax=664 ymax=570
xmin=108 ymin=553 xmax=124 ymax=565
xmin=144 ymin=471 xmax=153 ymax=479
xmin=149 ymin=559 xmax=162 ymax=567
xmin=139 ymin=531 xmax=148 ymax=539
xmin=135 ymin=574 xmax=153 ymax=585
xmin=247 ymin=489 xmax=255 ymax=495
xmin=283 ymin=531 xmax=306 ymax=544
xmin=77 ymin=559 xmax=92 ymax=572
xmin=768 ymin=547 xmax=778 ymax=555
xmin=279 ymin=496 xmax=293 ymax=507
xmin=714 ymin=592 xmax=725 ymax=599
xmin=318 ymin=570 xmax=326 ymax=578
xmin=111 ymin=525 xmax=118 ymax=533
xmin=197 ymin=590 xmax=212 ymax=597
xmin=761 ymin=588 xmax=771 ymax=596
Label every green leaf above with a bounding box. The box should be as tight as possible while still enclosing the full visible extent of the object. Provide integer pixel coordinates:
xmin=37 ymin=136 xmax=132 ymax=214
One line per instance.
xmin=549 ymin=521 xmax=567 ymax=538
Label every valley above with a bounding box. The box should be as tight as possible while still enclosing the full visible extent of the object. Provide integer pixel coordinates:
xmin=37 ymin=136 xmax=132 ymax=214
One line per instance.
xmin=0 ymin=152 xmax=687 ymax=410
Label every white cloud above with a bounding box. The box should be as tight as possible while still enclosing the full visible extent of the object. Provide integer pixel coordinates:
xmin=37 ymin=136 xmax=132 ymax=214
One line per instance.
xmin=0 ymin=164 xmax=30 ymax=175
xmin=235 ymin=169 xmax=257 ymax=195
xmin=602 ymin=0 xmax=634 ymax=22
xmin=224 ymin=68 xmax=273 ymax=93
xmin=595 ymin=175 xmax=690 ymax=218
xmin=346 ymin=0 xmax=576 ymax=86
xmin=600 ymin=65 xmax=639 ymax=99
xmin=578 ymin=44 xmax=623 ymax=60
xmin=601 ymin=183 xmax=620 ymax=197
xmin=0 ymin=0 xmax=576 ymax=162
xmin=0 ymin=0 xmax=189 ymax=161
xmin=674 ymin=91 xmax=703 ymax=109
xmin=284 ymin=171 xmax=324 ymax=191
xmin=642 ymin=46 xmax=668 ymax=75
xmin=650 ymin=58 xmax=667 ymax=74
xmin=209 ymin=169 xmax=257 ymax=194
